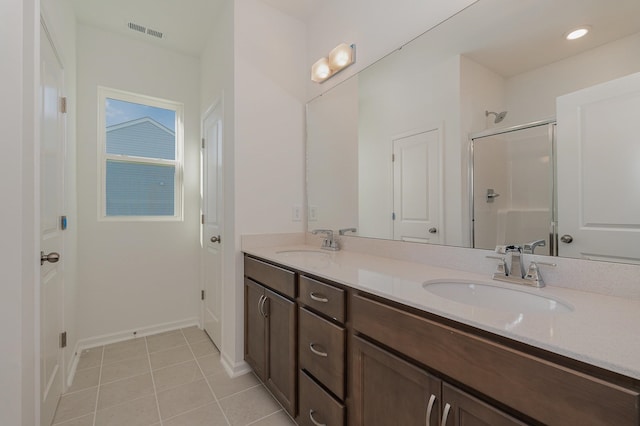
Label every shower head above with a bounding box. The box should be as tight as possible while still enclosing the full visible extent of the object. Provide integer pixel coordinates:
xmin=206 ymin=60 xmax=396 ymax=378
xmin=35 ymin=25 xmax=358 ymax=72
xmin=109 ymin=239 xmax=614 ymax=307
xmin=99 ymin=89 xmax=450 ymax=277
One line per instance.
xmin=486 ymin=110 xmax=508 ymax=124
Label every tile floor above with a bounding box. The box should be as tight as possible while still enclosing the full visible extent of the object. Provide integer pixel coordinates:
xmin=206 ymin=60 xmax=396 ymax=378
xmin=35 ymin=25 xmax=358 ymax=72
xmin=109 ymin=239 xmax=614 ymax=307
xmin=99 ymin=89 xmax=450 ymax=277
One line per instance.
xmin=52 ymin=326 xmax=296 ymax=426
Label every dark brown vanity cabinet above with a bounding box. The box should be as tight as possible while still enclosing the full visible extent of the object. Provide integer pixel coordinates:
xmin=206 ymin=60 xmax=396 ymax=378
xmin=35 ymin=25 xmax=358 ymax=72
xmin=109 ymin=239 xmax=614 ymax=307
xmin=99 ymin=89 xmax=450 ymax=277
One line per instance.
xmin=297 ymin=275 xmax=347 ymax=426
xmin=244 ymin=257 xmax=297 ymax=416
xmin=244 ymin=254 xmax=640 ymax=426
xmin=351 ymin=292 xmax=640 ymax=426
xmin=351 ymin=335 xmax=525 ymax=426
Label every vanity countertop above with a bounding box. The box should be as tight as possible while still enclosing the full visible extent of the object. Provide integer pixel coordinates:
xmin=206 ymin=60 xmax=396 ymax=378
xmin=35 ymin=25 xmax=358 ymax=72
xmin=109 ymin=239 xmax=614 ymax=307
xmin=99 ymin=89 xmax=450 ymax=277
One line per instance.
xmin=243 ymin=244 xmax=640 ymax=381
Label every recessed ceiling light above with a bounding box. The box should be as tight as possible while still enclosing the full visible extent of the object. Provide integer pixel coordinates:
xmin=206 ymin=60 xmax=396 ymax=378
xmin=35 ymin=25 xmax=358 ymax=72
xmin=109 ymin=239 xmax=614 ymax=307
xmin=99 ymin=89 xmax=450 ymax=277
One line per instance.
xmin=565 ymin=26 xmax=590 ymax=40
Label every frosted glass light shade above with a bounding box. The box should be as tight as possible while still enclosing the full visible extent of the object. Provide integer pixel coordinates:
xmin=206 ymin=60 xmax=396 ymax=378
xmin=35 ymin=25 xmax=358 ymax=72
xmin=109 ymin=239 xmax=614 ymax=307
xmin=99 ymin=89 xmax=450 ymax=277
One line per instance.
xmin=329 ymin=43 xmax=354 ymax=69
xmin=311 ymin=57 xmax=331 ymax=82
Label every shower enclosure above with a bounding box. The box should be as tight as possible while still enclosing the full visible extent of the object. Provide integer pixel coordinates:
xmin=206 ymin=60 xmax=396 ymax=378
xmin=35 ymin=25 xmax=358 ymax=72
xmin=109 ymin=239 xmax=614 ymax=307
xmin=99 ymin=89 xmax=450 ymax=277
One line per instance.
xmin=470 ymin=120 xmax=556 ymax=255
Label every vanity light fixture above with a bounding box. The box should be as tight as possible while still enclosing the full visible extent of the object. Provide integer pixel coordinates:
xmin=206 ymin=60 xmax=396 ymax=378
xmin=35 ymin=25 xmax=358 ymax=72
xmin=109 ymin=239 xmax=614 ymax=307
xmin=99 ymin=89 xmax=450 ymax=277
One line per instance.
xmin=311 ymin=43 xmax=356 ymax=83
xmin=565 ymin=26 xmax=590 ymax=40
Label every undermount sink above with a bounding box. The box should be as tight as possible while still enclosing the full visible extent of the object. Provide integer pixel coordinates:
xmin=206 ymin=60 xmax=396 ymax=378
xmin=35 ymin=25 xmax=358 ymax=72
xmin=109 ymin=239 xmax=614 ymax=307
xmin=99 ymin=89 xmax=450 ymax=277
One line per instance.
xmin=423 ymin=280 xmax=573 ymax=314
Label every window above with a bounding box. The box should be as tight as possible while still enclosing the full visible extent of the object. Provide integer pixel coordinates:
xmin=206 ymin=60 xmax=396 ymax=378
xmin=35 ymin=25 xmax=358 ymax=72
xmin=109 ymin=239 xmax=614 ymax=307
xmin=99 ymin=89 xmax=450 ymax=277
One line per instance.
xmin=98 ymin=87 xmax=184 ymax=220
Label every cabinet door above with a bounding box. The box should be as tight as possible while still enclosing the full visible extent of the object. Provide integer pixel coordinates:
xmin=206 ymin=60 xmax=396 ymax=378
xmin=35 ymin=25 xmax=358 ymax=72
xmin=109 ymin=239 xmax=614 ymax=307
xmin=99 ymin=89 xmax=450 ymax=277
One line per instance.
xmin=351 ymin=336 xmax=441 ymax=426
xmin=265 ymin=288 xmax=297 ymax=416
xmin=441 ymin=383 xmax=527 ymax=426
xmin=244 ymin=279 xmax=266 ymax=381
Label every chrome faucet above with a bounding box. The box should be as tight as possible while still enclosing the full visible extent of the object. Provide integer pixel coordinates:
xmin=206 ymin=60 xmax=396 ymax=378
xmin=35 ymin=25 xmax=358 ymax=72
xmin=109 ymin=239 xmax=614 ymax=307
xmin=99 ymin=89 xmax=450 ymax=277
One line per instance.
xmin=338 ymin=227 xmax=357 ymax=236
xmin=505 ymin=245 xmax=525 ymax=279
xmin=486 ymin=245 xmax=556 ymax=288
xmin=523 ymin=239 xmax=546 ymax=254
xmin=312 ymin=229 xmax=340 ymax=251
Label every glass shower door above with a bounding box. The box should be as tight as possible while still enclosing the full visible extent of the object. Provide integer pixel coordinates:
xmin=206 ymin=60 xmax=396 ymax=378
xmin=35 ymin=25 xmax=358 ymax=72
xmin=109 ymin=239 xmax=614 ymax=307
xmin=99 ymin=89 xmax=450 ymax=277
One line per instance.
xmin=471 ymin=122 xmax=555 ymax=255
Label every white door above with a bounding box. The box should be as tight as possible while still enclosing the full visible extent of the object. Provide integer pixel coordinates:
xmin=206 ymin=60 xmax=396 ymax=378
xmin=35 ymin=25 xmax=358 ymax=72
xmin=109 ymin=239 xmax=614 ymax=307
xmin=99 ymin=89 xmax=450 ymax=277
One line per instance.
xmin=557 ymin=72 xmax=640 ymax=263
xmin=40 ymin=25 xmax=66 ymax=426
xmin=202 ymin=101 xmax=224 ymax=348
xmin=393 ymin=129 xmax=442 ymax=243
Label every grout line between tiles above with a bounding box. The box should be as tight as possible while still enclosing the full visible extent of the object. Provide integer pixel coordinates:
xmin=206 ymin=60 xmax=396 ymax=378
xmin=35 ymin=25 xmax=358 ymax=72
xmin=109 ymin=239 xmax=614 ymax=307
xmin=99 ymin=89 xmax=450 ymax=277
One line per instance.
xmin=180 ymin=327 xmax=232 ymax=426
xmin=91 ymin=346 xmax=105 ymax=426
xmin=245 ymin=409 xmax=286 ymax=426
xmin=144 ymin=335 xmax=164 ymax=426
xmin=216 ymin=382 xmax=263 ymax=402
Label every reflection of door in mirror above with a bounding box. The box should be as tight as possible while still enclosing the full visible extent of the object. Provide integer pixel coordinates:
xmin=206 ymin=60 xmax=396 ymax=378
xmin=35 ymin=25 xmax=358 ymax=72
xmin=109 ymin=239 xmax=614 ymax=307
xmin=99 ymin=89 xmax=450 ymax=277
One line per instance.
xmin=472 ymin=123 xmax=555 ymax=255
xmin=557 ymin=72 xmax=640 ymax=264
xmin=392 ymin=129 xmax=442 ymax=244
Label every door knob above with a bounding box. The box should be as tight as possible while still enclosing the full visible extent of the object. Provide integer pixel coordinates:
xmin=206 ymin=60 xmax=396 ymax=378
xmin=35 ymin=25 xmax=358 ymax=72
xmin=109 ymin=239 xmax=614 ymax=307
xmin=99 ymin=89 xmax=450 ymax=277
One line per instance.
xmin=40 ymin=251 xmax=60 ymax=266
xmin=428 ymin=227 xmax=437 ymax=234
xmin=560 ymin=234 xmax=573 ymax=244
xmin=210 ymin=235 xmax=221 ymax=243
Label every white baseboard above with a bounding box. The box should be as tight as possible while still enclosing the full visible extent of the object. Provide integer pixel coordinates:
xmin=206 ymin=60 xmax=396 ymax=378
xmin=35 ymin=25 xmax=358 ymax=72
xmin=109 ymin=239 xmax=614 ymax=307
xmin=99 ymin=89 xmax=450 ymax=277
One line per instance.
xmin=220 ymin=351 xmax=251 ymax=378
xmin=66 ymin=317 xmax=200 ymax=387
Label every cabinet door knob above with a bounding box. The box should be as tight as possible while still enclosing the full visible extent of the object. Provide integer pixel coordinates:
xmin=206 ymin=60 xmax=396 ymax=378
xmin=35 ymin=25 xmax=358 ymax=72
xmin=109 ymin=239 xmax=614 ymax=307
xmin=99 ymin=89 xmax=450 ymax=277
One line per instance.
xmin=309 ymin=409 xmax=326 ymax=426
xmin=428 ymin=227 xmax=437 ymax=234
xmin=310 ymin=292 xmax=329 ymax=303
xmin=440 ymin=403 xmax=451 ymax=426
xmin=309 ymin=342 xmax=328 ymax=357
xmin=426 ymin=394 xmax=437 ymax=426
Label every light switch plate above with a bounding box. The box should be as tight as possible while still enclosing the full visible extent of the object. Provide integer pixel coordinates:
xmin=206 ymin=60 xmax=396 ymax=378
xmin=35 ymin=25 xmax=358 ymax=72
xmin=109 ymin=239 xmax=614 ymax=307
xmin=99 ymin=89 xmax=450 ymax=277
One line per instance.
xmin=292 ymin=205 xmax=302 ymax=222
xmin=309 ymin=205 xmax=318 ymax=222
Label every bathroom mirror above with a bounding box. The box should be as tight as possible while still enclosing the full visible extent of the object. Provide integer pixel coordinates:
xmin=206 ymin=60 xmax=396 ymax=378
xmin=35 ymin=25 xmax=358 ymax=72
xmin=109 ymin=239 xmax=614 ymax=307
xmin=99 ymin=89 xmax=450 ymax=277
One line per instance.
xmin=306 ymin=0 xmax=640 ymax=264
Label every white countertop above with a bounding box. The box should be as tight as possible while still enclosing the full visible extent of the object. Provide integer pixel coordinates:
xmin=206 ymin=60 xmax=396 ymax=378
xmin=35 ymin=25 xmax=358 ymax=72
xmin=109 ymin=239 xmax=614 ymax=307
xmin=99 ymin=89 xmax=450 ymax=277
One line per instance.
xmin=244 ymin=244 xmax=640 ymax=380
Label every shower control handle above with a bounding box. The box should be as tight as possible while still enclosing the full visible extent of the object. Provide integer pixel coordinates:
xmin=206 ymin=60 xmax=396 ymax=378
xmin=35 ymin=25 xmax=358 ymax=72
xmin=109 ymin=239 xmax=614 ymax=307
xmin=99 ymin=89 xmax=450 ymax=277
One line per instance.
xmin=560 ymin=234 xmax=574 ymax=244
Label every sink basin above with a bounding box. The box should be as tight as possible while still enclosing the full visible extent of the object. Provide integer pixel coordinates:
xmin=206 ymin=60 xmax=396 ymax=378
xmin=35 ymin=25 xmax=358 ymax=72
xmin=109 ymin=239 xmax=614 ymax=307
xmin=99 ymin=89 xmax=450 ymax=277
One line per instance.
xmin=423 ymin=280 xmax=573 ymax=313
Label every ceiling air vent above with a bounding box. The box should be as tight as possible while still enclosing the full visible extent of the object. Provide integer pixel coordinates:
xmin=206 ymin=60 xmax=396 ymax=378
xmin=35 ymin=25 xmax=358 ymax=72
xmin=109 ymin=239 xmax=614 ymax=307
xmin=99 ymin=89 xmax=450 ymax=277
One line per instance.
xmin=146 ymin=28 xmax=163 ymax=39
xmin=127 ymin=22 xmax=164 ymax=40
xmin=127 ymin=22 xmax=146 ymax=34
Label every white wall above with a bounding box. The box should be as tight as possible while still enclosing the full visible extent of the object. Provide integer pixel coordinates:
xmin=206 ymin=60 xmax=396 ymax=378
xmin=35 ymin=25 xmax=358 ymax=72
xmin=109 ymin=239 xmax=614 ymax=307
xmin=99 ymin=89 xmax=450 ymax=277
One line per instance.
xmin=307 ymin=76 xmax=359 ymax=231
xmin=305 ymin=0 xmax=477 ymax=100
xmin=75 ymin=25 xmax=201 ymax=341
xmin=505 ymin=32 xmax=640 ymax=125
xmin=229 ymin=0 xmax=307 ymax=369
xmin=41 ymin=0 xmax=78 ymax=387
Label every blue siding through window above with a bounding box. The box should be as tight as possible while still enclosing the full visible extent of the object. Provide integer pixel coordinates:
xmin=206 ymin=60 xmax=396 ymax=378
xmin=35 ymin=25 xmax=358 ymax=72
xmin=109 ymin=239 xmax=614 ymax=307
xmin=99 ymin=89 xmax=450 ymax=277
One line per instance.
xmin=106 ymin=161 xmax=175 ymax=216
xmin=107 ymin=119 xmax=176 ymax=160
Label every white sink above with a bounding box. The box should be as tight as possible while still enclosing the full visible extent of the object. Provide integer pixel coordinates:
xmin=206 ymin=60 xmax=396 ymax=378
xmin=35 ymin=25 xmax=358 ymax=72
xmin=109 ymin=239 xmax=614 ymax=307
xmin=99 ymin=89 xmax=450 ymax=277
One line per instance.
xmin=423 ymin=280 xmax=573 ymax=314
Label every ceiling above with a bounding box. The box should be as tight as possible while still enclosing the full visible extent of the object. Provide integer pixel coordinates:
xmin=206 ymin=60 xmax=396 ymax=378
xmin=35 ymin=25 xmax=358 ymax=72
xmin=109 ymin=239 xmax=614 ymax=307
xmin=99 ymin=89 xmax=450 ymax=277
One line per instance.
xmin=70 ymin=0 xmax=640 ymax=74
xmin=70 ymin=0 xmax=226 ymax=56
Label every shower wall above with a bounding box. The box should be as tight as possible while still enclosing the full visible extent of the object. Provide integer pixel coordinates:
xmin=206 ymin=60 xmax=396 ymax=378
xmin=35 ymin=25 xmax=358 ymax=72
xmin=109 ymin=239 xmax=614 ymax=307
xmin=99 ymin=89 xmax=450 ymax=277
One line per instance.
xmin=473 ymin=124 xmax=553 ymax=254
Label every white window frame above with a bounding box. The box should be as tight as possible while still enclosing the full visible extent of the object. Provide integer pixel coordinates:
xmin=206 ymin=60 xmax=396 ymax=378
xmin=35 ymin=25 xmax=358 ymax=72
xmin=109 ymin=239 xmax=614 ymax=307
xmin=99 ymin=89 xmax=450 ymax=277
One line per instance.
xmin=97 ymin=86 xmax=184 ymax=221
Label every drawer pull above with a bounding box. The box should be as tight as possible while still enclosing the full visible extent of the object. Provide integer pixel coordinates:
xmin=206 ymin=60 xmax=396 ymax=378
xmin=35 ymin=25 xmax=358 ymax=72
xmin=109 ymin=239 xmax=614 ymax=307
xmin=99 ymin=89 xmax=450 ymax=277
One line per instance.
xmin=426 ymin=394 xmax=436 ymax=426
xmin=309 ymin=409 xmax=326 ymax=426
xmin=440 ymin=403 xmax=451 ymax=426
xmin=310 ymin=292 xmax=329 ymax=303
xmin=309 ymin=343 xmax=328 ymax=357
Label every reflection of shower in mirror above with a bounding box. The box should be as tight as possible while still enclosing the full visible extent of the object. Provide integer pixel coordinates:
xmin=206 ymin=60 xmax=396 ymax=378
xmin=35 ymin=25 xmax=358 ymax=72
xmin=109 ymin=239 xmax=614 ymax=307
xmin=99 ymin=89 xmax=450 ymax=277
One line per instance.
xmin=486 ymin=110 xmax=508 ymax=123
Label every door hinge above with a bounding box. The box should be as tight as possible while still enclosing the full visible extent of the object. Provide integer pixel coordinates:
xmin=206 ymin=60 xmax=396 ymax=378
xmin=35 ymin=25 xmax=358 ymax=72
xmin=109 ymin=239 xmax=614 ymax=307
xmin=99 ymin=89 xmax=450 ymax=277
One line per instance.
xmin=392 ymin=212 xmax=396 ymax=220
xmin=201 ymin=290 xmax=205 ymax=300
xmin=60 ymin=97 xmax=67 ymax=114
xmin=60 ymin=215 xmax=68 ymax=230
xmin=60 ymin=331 xmax=67 ymax=348
xmin=201 ymin=214 xmax=205 ymax=224
xmin=392 ymin=153 xmax=395 ymax=162
xmin=202 ymin=138 xmax=205 ymax=149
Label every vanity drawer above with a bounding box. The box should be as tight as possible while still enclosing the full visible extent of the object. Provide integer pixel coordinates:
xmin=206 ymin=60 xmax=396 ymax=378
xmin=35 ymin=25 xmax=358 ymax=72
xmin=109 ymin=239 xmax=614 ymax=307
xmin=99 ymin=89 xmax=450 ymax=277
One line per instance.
xmin=298 ymin=369 xmax=345 ymax=426
xmin=299 ymin=275 xmax=345 ymax=323
xmin=299 ymin=307 xmax=346 ymax=400
xmin=351 ymin=293 xmax=640 ymax=426
xmin=244 ymin=256 xmax=296 ymax=298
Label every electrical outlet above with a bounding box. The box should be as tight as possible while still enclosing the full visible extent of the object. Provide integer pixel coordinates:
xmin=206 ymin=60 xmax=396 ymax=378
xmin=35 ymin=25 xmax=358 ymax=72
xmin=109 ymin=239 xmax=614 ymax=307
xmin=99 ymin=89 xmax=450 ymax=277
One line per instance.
xmin=292 ymin=205 xmax=302 ymax=222
xmin=309 ymin=205 xmax=318 ymax=222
